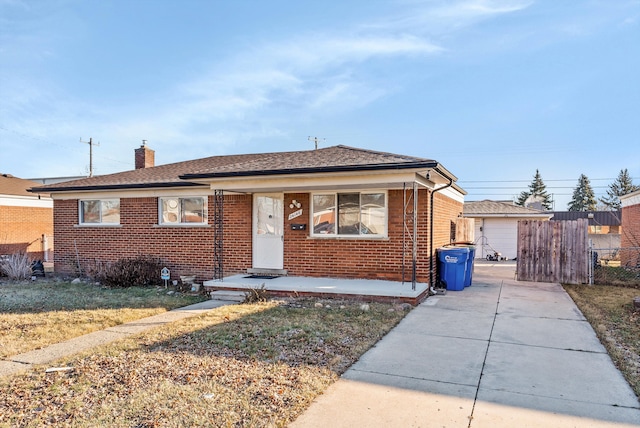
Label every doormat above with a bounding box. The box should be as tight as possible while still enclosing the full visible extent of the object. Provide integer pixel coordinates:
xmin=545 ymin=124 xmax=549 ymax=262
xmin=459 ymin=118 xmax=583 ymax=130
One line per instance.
xmin=244 ymin=275 xmax=279 ymax=279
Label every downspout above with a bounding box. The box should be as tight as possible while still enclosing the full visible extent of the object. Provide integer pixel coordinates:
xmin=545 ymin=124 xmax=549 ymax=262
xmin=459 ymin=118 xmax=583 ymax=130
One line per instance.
xmin=429 ymin=169 xmax=454 ymax=289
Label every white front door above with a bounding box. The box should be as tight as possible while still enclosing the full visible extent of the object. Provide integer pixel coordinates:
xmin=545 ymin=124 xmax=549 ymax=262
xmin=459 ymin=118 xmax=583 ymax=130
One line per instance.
xmin=253 ymin=193 xmax=284 ymax=269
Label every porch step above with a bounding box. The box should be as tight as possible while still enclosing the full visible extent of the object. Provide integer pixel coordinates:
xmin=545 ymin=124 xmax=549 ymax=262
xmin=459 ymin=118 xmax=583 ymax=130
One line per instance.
xmin=209 ymin=290 xmax=247 ymax=302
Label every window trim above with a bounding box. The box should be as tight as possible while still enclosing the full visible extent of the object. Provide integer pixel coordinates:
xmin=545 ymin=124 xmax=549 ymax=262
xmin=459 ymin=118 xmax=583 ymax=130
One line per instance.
xmin=158 ymin=196 xmax=208 ymax=226
xmin=78 ymin=199 xmax=121 ymax=225
xmin=310 ymin=190 xmax=388 ymax=238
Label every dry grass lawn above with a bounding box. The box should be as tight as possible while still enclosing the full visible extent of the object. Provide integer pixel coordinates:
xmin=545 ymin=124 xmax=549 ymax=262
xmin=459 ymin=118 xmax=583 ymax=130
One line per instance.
xmin=0 ymin=280 xmax=206 ymax=358
xmin=0 ymin=294 xmax=408 ymax=427
xmin=564 ymin=283 xmax=640 ymax=397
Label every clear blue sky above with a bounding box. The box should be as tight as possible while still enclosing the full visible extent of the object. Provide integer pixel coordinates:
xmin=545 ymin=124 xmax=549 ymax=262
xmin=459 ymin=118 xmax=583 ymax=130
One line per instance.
xmin=1 ymin=0 xmax=639 ymax=210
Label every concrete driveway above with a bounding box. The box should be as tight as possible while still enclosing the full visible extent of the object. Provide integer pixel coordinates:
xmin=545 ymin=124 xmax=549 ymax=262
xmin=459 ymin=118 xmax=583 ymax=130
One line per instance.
xmin=291 ymin=262 xmax=640 ymax=427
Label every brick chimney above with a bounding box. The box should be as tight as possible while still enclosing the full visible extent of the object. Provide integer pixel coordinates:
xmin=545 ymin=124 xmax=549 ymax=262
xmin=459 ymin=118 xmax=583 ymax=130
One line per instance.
xmin=135 ymin=140 xmax=155 ymax=169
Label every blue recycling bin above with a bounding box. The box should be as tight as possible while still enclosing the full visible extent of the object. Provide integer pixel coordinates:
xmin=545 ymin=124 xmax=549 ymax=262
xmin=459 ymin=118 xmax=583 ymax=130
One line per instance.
xmin=456 ymin=245 xmax=476 ymax=287
xmin=467 ymin=246 xmax=475 ymax=286
xmin=437 ymin=247 xmax=469 ymax=291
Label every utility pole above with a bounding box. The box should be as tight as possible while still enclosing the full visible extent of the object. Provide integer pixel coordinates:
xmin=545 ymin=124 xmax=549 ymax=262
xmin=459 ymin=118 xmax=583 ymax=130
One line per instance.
xmin=80 ymin=137 xmax=100 ymax=177
xmin=308 ymin=136 xmax=325 ymax=150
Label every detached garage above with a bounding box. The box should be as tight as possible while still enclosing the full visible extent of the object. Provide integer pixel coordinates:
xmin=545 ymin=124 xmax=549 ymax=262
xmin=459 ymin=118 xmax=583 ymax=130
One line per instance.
xmin=463 ymin=200 xmax=552 ymax=260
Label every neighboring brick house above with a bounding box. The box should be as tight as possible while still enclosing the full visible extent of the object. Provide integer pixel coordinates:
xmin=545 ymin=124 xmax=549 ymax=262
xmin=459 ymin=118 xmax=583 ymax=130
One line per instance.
xmin=0 ymin=174 xmax=53 ymax=260
xmin=551 ymin=211 xmax=621 ymax=235
xmin=620 ymin=190 xmax=640 ymax=268
xmin=32 ymin=144 xmax=465 ymax=291
xmin=552 ymin=210 xmax=622 ymax=261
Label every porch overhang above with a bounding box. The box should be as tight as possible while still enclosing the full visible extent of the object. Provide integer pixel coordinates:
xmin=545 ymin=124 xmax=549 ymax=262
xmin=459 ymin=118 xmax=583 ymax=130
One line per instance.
xmin=464 ymin=213 xmax=553 ymax=219
xmin=184 ymin=166 xmax=456 ymax=194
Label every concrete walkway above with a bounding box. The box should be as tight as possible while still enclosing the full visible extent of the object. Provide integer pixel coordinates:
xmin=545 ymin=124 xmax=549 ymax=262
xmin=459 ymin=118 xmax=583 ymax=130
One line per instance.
xmin=0 ymin=299 xmax=236 ymax=378
xmin=291 ymin=263 xmax=640 ymax=427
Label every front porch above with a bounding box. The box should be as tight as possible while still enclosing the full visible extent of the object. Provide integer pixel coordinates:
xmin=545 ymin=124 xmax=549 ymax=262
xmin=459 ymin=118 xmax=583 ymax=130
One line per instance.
xmin=203 ymin=275 xmax=430 ymax=305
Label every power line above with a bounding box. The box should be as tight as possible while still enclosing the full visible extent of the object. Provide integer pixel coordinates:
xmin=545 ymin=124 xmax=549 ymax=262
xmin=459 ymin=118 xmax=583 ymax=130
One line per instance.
xmin=0 ymin=125 xmax=74 ymax=151
xmin=1 ymin=125 xmax=130 ymax=169
xmin=458 ymin=177 xmax=639 ymax=184
xmin=463 ymin=186 xmax=612 ymax=190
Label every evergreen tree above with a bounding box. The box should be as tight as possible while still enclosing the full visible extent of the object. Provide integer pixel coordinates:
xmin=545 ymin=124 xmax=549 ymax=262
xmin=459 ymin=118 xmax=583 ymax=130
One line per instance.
xmin=516 ymin=169 xmax=553 ymax=210
xmin=600 ymin=169 xmax=640 ymax=210
xmin=568 ymin=174 xmax=596 ymax=211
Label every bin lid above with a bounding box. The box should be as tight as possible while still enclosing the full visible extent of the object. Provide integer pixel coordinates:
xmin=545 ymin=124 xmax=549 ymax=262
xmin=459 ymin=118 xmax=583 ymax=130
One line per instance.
xmin=438 ymin=247 xmax=469 ymax=253
xmin=437 ymin=247 xmax=469 ymax=262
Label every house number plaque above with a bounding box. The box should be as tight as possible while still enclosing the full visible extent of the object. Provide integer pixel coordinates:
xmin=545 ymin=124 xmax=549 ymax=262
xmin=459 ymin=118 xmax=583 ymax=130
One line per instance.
xmin=288 ymin=209 xmax=303 ymax=220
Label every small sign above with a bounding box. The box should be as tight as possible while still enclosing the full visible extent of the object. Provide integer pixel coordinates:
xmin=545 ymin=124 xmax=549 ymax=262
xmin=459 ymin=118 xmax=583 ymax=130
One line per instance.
xmin=161 ymin=267 xmax=170 ymax=280
xmin=288 ymin=209 xmax=303 ymax=220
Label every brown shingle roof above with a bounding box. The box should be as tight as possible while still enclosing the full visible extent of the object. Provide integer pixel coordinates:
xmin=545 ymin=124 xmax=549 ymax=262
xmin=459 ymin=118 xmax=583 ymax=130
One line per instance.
xmin=0 ymin=174 xmax=48 ymax=197
xmin=183 ymin=145 xmax=433 ymax=178
xmin=464 ymin=200 xmax=551 ymax=216
xmin=32 ymin=145 xmax=438 ymax=192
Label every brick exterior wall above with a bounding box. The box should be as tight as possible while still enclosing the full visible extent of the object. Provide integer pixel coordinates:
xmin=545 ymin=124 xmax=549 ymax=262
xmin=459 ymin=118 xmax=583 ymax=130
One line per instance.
xmin=53 ymin=189 xmax=463 ymax=284
xmin=53 ymin=195 xmax=252 ymax=282
xmin=0 ymin=205 xmax=53 ymax=260
xmin=621 ymin=203 xmax=640 ymax=267
xmin=283 ymin=190 xmax=462 ymax=282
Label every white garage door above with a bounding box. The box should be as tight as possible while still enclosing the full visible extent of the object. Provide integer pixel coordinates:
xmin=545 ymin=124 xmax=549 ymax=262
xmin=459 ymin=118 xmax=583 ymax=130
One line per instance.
xmin=475 ymin=218 xmax=518 ymax=260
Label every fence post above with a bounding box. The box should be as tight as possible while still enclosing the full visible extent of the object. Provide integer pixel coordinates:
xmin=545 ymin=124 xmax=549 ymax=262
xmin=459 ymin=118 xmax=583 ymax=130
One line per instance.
xmin=588 ymin=238 xmax=593 ymax=285
xmin=41 ymin=234 xmax=49 ymax=262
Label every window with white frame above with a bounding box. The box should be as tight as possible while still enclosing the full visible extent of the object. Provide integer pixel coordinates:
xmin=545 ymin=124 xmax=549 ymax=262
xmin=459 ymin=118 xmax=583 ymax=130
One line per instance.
xmin=312 ymin=192 xmax=386 ymax=236
xmin=79 ymin=199 xmax=120 ymax=225
xmin=159 ymin=197 xmax=207 ymax=225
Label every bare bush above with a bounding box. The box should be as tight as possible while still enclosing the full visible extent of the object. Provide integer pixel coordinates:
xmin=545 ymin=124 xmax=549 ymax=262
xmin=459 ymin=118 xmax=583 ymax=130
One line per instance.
xmin=88 ymin=255 xmax=164 ymax=288
xmin=243 ymin=283 xmax=269 ymax=303
xmin=0 ymin=252 xmax=32 ymax=280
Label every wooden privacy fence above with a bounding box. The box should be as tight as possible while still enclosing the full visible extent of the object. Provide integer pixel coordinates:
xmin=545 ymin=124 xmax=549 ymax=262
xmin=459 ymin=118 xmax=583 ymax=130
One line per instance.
xmin=517 ymin=219 xmax=589 ymax=284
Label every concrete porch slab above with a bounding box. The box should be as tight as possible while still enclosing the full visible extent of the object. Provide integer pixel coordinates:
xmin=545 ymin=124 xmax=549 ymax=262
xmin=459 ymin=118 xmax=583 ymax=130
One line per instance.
xmin=203 ymin=274 xmax=429 ymax=304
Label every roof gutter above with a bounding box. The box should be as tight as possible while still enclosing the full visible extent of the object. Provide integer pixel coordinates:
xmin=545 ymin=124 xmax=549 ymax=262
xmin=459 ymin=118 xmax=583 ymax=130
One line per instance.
xmin=429 ymin=166 xmax=454 ymax=289
xmin=463 ymin=213 xmax=552 ymax=218
xmin=29 ymin=181 xmax=204 ymax=193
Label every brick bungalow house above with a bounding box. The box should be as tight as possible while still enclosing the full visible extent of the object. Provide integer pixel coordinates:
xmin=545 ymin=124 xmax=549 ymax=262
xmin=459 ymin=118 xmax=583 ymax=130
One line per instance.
xmin=620 ymin=189 xmax=640 ymax=268
xmin=31 ymin=144 xmax=465 ymax=292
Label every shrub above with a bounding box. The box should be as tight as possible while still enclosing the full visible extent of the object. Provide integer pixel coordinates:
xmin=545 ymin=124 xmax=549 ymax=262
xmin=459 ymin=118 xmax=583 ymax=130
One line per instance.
xmin=243 ymin=283 xmax=269 ymax=303
xmin=0 ymin=252 xmax=32 ymax=280
xmin=88 ymin=255 xmax=164 ymax=288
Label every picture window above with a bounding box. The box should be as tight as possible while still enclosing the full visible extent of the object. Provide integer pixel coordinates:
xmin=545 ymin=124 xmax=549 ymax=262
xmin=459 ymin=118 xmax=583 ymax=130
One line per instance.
xmin=311 ymin=192 xmax=386 ymax=237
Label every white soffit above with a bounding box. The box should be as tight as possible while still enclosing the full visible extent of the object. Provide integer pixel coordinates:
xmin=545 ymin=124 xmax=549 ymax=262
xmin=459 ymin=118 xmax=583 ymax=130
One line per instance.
xmin=621 ymin=190 xmax=640 ymax=207
xmin=0 ymin=195 xmax=53 ymax=208
xmin=202 ymin=170 xmax=434 ymax=193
